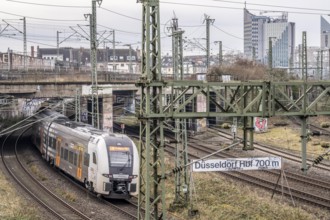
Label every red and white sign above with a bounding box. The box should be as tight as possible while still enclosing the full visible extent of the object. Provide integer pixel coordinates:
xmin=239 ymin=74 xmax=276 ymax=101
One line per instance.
xmin=254 ymin=117 xmax=268 ymax=133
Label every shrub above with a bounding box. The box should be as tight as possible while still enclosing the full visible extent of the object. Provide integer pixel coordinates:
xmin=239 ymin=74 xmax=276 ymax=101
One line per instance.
xmin=320 ymin=142 xmax=330 ymax=148
xmin=320 ymin=122 xmax=330 ymax=128
xmin=221 ymin=123 xmax=231 ymax=129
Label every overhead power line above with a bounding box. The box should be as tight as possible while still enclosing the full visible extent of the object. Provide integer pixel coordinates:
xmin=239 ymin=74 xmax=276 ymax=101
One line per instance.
xmin=2 ymin=35 xmax=57 ymax=47
xmin=160 ymin=1 xmax=330 ymax=15
xmin=213 ymin=0 xmax=330 ymax=12
xmin=5 ymin=0 xmax=90 ymax=8
xmin=100 ymin=7 xmax=141 ymax=21
xmin=97 ymin=24 xmax=140 ymax=35
xmin=212 ymin=24 xmax=243 ymax=40
xmin=0 ymin=10 xmax=85 ymax=21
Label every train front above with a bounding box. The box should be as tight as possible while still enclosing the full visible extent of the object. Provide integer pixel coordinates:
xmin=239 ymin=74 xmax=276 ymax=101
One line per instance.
xmin=103 ymin=134 xmax=139 ymax=199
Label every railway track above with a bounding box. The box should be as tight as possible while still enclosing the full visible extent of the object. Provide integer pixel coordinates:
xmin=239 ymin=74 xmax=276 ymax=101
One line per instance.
xmin=119 ymin=123 xmax=330 ymax=210
xmin=57 ymin=170 xmax=140 ymax=219
xmin=183 ymin=129 xmax=330 ymax=209
xmin=165 ymin=143 xmax=330 ymax=210
xmin=208 ymin=126 xmax=330 ymax=172
xmin=1 ymin=120 xmax=146 ymax=220
xmin=0 ymin=126 xmax=91 ymax=220
xmin=289 ymin=115 xmax=330 ymax=136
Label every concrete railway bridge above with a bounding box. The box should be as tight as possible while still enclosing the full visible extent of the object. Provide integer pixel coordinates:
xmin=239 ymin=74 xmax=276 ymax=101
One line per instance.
xmin=0 ymin=70 xmax=201 ymax=131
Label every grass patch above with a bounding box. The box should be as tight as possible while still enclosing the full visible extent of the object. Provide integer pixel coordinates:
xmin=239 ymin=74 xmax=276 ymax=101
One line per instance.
xmin=29 ymin=164 xmax=47 ymax=181
xmin=55 ymin=189 xmax=77 ymax=202
xmin=0 ymin=170 xmax=40 ymax=219
xmin=251 ymin=127 xmax=329 ymax=158
xmin=165 ymin=166 xmax=326 ymax=220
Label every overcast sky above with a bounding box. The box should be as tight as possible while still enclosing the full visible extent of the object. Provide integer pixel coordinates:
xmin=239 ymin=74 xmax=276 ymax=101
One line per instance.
xmin=0 ymin=0 xmax=329 ymax=56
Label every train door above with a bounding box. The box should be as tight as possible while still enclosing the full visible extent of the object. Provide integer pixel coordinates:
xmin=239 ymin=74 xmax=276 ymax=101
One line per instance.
xmin=76 ymin=148 xmax=83 ymax=180
xmin=88 ymin=141 xmax=98 ymax=190
xmin=55 ymin=137 xmax=62 ymax=167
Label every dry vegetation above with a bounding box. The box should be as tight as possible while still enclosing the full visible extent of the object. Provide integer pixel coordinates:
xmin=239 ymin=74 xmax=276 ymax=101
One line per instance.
xmin=207 ymin=58 xmax=292 ymax=81
xmin=55 ymin=189 xmax=77 ymax=203
xmin=29 ymin=164 xmax=47 ymax=181
xmin=251 ymin=117 xmax=330 ymax=159
xmin=164 ymin=156 xmax=328 ymax=220
xmin=0 ymin=170 xmax=39 ymax=219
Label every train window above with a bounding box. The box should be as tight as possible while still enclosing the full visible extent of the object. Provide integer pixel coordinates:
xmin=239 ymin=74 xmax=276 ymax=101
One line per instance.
xmin=60 ymin=148 xmax=64 ymax=158
xmin=49 ymin=137 xmax=56 ymax=149
xmin=73 ymin=153 xmax=77 ymax=166
xmin=64 ymin=149 xmax=68 ymax=160
xmin=84 ymin=153 xmax=89 ymax=166
xmin=109 ymin=151 xmax=132 ymax=167
xmin=69 ymin=151 xmax=74 ymax=164
xmin=52 ymin=137 xmax=56 ymax=149
xmin=93 ymin=152 xmax=97 ymax=164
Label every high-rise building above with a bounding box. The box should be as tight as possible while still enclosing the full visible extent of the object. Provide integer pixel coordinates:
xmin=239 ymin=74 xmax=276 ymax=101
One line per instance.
xmin=321 ymin=16 xmax=330 ymax=49
xmin=244 ymin=9 xmax=295 ymax=68
xmin=244 ymin=9 xmax=269 ymax=62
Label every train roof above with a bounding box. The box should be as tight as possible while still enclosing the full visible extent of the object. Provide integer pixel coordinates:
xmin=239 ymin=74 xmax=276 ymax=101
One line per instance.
xmin=35 ymin=108 xmax=125 ymax=138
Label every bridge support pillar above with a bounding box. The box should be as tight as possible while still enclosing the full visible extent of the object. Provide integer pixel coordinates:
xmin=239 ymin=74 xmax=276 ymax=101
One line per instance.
xmin=102 ymin=95 xmax=113 ymax=132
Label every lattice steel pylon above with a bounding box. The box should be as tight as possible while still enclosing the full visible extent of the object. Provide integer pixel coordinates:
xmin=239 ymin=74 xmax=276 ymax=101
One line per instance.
xmin=23 ymin=17 xmax=27 ymax=72
xmin=75 ymin=88 xmax=81 ymax=122
xmin=301 ymin=31 xmax=308 ymax=173
xmin=87 ymin=0 xmax=101 ymax=129
xmin=169 ymin=16 xmax=189 ymax=210
xmin=302 ymin=32 xmax=307 ymax=80
xmin=137 ymin=0 xmax=166 ymax=219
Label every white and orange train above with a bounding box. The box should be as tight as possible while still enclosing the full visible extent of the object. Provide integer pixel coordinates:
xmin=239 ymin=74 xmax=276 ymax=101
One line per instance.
xmin=31 ymin=108 xmax=139 ymax=199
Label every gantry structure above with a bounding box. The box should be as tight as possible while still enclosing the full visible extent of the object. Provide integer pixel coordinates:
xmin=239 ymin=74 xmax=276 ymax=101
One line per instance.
xmin=137 ymin=1 xmax=330 ymax=219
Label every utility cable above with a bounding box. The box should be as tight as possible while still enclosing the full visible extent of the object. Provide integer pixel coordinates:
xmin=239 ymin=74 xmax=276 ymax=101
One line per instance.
xmin=0 ymin=10 xmax=85 ymax=22
xmin=5 ymin=0 xmax=90 ymax=8
xmin=212 ymin=24 xmax=243 ymax=40
xmin=0 ymin=102 xmax=62 ymax=136
xmin=159 ymin=1 xmax=330 ymax=16
xmin=0 ymin=35 xmax=57 ymax=47
xmin=97 ymin=24 xmax=140 ymax=35
xmin=213 ymin=0 xmax=330 ymax=13
xmin=100 ymin=7 xmax=141 ymax=22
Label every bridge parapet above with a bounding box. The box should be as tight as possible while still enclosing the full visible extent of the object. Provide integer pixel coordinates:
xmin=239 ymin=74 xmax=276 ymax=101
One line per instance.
xmin=0 ymin=71 xmax=141 ymax=84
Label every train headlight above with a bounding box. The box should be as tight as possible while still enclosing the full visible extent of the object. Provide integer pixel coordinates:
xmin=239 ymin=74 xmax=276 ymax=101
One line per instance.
xmin=129 ymin=175 xmax=138 ymax=179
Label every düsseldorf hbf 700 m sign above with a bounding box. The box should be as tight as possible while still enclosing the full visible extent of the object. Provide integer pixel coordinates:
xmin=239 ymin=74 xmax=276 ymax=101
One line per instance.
xmin=192 ymin=157 xmax=281 ymax=172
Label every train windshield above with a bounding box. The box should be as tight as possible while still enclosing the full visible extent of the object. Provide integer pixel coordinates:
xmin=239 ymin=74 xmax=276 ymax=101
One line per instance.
xmin=108 ymin=146 xmax=132 ymax=167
